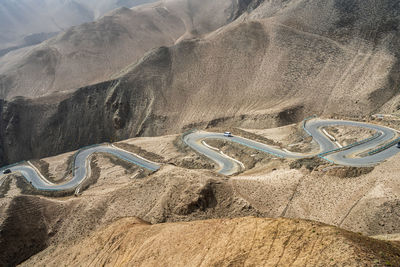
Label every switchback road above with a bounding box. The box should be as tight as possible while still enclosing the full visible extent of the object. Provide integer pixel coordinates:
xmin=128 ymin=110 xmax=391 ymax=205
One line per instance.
xmin=183 ymin=119 xmax=400 ymax=175
xmin=0 ymin=144 xmax=160 ymax=191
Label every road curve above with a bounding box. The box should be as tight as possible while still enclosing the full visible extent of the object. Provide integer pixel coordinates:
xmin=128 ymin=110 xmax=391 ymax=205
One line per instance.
xmin=183 ymin=119 xmax=400 ymax=175
xmin=0 ymin=144 xmax=160 ymax=191
xmin=1 ymin=118 xmax=398 ymax=190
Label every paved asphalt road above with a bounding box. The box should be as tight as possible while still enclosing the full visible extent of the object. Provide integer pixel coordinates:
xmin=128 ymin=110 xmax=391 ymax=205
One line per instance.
xmin=0 ymin=144 xmax=160 ymax=191
xmin=306 ymin=120 xmax=399 ymax=166
xmin=1 ymin=118 xmax=399 ymax=190
xmin=184 ymin=119 xmax=400 ymax=175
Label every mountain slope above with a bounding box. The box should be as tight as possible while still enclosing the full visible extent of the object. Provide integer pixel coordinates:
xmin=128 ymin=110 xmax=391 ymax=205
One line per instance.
xmin=0 ymin=0 xmax=399 ymax=165
xmin=0 ymin=0 xmax=249 ymax=99
xmin=21 ymin=217 xmax=400 ymax=266
xmin=2 ymin=134 xmax=400 ymax=265
xmin=0 ymin=0 xmax=158 ymax=52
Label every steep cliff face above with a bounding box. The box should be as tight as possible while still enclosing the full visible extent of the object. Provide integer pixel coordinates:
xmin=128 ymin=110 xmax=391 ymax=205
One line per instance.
xmin=0 ymin=42 xmax=300 ymax=165
xmin=0 ymin=0 xmax=269 ymax=165
xmin=0 ymin=47 xmax=168 ymax=165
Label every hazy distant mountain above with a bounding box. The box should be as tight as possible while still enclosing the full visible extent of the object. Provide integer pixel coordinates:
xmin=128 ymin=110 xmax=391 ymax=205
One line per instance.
xmin=0 ymin=0 xmax=242 ymax=99
xmin=0 ymin=0 xmax=158 ymax=52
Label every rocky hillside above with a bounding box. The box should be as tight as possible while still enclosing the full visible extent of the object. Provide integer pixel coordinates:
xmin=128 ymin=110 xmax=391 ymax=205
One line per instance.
xmin=0 ymin=160 xmax=259 ymax=266
xmin=21 ymin=216 xmax=400 ymax=266
xmin=0 ymin=0 xmax=399 ymax=165
xmin=0 ymin=0 xmax=248 ymax=99
xmin=0 ymin=0 xmax=158 ymax=53
xmin=2 ymin=133 xmax=400 ymax=265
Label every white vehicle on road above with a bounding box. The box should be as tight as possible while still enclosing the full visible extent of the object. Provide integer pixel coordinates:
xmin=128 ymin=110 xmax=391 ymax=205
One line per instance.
xmin=224 ymin=132 xmax=233 ymax=137
xmin=183 ymin=118 xmax=400 ymax=175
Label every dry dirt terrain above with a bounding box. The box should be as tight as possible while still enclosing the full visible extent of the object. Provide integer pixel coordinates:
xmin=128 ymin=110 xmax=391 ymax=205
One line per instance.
xmin=324 ymin=125 xmax=377 ymax=146
xmin=0 ymin=0 xmax=244 ymax=99
xmin=0 ymin=148 xmax=256 ymax=265
xmin=21 ymin=217 xmax=400 ymax=267
xmin=123 ymin=132 xmax=400 ymax=237
xmin=1 ymin=131 xmax=400 ymax=265
xmin=0 ymin=0 xmax=158 ymax=53
xmin=1 ymin=0 xmax=400 ymax=266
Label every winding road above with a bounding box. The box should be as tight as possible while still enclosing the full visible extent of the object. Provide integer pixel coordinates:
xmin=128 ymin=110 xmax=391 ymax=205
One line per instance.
xmin=0 ymin=144 xmax=160 ymax=191
xmin=183 ymin=118 xmax=400 ymax=175
xmin=1 ymin=118 xmax=399 ymax=192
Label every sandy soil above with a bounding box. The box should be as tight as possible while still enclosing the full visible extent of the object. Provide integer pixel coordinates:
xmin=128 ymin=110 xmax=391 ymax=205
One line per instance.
xmin=232 ymin=152 xmax=400 ymax=236
xmin=2 ymin=132 xmax=400 ymax=265
xmin=79 ymin=153 xmax=145 ymax=196
xmin=324 ymin=125 xmax=377 ymax=146
xmin=22 ymin=217 xmax=400 ymax=267
xmin=6 ymin=133 xmax=400 ymax=238
xmin=42 ymin=151 xmax=76 ymax=183
xmin=237 ymin=123 xmax=316 ymax=153
xmin=118 ymin=135 xmax=216 ymax=170
xmin=241 ymin=124 xmax=300 ymax=143
xmin=118 ymin=134 xmax=181 ymax=162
